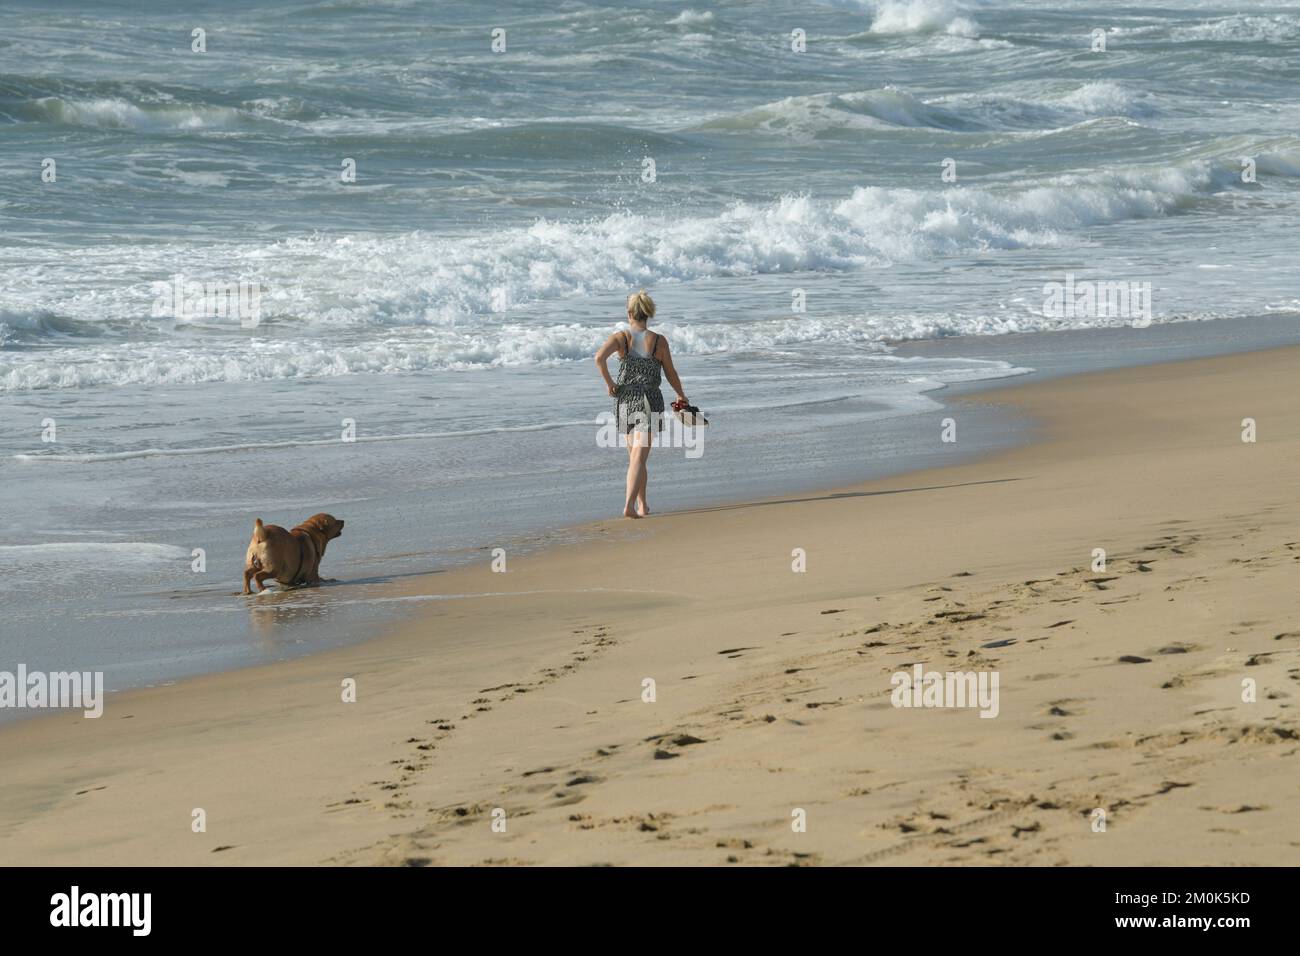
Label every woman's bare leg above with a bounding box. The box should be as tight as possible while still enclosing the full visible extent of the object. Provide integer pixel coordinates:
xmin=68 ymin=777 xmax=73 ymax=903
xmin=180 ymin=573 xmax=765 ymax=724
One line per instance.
xmin=624 ymin=435 xmax=641 ymax=518
xmin=635 ymin=433 xmax=652 ymax=516
xmin=624 ymin=430 xmax=651 ymax=518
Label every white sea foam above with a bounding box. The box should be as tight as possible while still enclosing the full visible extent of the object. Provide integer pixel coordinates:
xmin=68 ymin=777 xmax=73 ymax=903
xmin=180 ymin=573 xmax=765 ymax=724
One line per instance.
xmin=1 ymin=152 xmax=1291 ymax=392
xmin=868 ymin=0 xmax=981 ymax=39
xmin=1049 ymin=81 xmax=1158 ymax=119
xmin=0 ymin=305 xmax=1220 ymax=395
xmin=668 ymin=10 xmax=713 ymax=27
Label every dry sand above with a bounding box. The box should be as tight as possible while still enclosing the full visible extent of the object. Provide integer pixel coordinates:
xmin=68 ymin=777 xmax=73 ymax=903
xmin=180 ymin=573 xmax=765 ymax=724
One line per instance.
xmin=2 ymin=345 xmax=1297 ymax=866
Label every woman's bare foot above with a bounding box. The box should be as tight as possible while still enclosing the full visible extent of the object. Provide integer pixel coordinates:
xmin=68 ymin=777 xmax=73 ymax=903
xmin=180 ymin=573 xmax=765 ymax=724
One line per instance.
xmin=636 ymin=500 xmax=650 ymax=517
xmin=623 ymin=506 xmax=640 ymax=519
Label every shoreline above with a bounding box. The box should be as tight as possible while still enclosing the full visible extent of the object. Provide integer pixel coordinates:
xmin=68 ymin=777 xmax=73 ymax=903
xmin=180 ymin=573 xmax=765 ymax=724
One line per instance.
xmin=2 ymin=344 xmax=1298 ymax=865
xmin=7 ymin=314 xmax=1300 ymax=703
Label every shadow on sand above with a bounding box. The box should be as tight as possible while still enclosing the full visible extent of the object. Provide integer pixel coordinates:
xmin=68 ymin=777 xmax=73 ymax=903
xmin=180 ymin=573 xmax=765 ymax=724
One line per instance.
xmin=670 ymin=477 xmax=1026 ymax=517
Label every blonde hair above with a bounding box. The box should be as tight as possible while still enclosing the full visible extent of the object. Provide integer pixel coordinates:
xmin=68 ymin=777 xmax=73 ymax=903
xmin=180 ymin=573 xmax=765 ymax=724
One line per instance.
xmin=626 ymin=289 xmax=656 ymax=324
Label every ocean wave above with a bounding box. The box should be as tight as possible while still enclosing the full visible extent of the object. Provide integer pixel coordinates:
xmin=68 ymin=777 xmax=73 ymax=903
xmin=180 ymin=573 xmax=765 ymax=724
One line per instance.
xmin=867 ymin=0 xmax=982 ymax=39
xmin=693 ymin=82 xmax=1159 ymax=139
xmin=9 ymin=86 xmax=690 ymax=157
xmin=1 ymin=150 xmax=1294 ymax=390
xmin=694 ymin=88 xmax=972 ymax=135
xmin=668 ymin=10 xmax=714 ymax=28
xmin=21 ymin=96 xmax=257 ymax=131
xmin=0 ymin=310 xmax=133 ymax=344
xmin=1044 ymin=82 xmax=1158 ymax=119
xmin=0 ymin=77 xmax=459 ymax=138
xmin=0 ymin=317 xmax=895 ymax=391
xmin=1172 ymin=15 xmax=1300 ymax=44
xmin=1109 ymin=13 xmax=1300 ymax=44
xmin=0 ymin=293 xmax=1245 ymax=394
xmin=830 ymin=165 xmax=1213 ymax=261
xmin=0 ymin=291 xmax=1232 ymax=394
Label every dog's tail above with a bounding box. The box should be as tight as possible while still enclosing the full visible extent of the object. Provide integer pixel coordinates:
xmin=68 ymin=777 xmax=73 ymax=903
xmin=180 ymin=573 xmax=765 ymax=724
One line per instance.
xmin=252 ymin=517 xmax=267 ymax=542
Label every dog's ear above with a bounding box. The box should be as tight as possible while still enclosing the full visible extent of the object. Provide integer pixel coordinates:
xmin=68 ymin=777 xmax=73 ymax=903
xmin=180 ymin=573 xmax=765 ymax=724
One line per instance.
xmin=253 ymin=518 xmax=266 ymax=542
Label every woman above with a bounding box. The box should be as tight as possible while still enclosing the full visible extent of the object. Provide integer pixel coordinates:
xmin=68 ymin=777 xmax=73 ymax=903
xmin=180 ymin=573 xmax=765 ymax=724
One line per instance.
xmin=595 ymin=289 xmax=688 ymax=519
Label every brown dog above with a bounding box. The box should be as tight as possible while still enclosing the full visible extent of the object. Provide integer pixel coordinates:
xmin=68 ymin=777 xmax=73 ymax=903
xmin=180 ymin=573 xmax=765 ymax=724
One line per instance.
xmin=242 ymin=513 xmax=345 ymax=594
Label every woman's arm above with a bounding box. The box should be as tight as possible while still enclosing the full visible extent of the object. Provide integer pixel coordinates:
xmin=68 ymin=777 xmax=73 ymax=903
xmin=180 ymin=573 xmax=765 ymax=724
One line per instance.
xmin=594 ymin=333 xmax=623 ymax=396
xmin=657 ymin=336 xmax=687 ymax=404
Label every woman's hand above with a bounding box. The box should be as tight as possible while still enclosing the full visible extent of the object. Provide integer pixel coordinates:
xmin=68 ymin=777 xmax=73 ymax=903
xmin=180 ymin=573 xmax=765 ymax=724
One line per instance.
xmin=607 ymin=382 xmax=618 ymax=397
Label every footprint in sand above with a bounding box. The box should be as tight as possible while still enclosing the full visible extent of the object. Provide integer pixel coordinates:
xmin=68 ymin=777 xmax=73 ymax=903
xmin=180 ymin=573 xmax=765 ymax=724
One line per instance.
xmin=647 ymin=731 xmax=706 ymax=760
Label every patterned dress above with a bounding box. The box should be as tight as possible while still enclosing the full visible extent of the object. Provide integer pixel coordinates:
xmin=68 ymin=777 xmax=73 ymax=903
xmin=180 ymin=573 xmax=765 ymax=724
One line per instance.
xmin=614 ymin=331 xmax=665 ymax=434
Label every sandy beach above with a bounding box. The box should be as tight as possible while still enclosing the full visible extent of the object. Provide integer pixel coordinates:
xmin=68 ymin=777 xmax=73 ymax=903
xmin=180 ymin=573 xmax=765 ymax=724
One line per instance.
xmin=2 ymin=345 xmax=1297 ymax=866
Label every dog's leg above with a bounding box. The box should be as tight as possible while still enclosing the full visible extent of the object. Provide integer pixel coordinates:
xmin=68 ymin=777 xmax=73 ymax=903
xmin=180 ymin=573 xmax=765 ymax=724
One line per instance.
xmin=242 ymin=567 xmax=256 ymax=595
xmin=296 ymin=537 xmax=321 ymax=586
xmin=254 ymin=570 xmax=273 ymax=591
